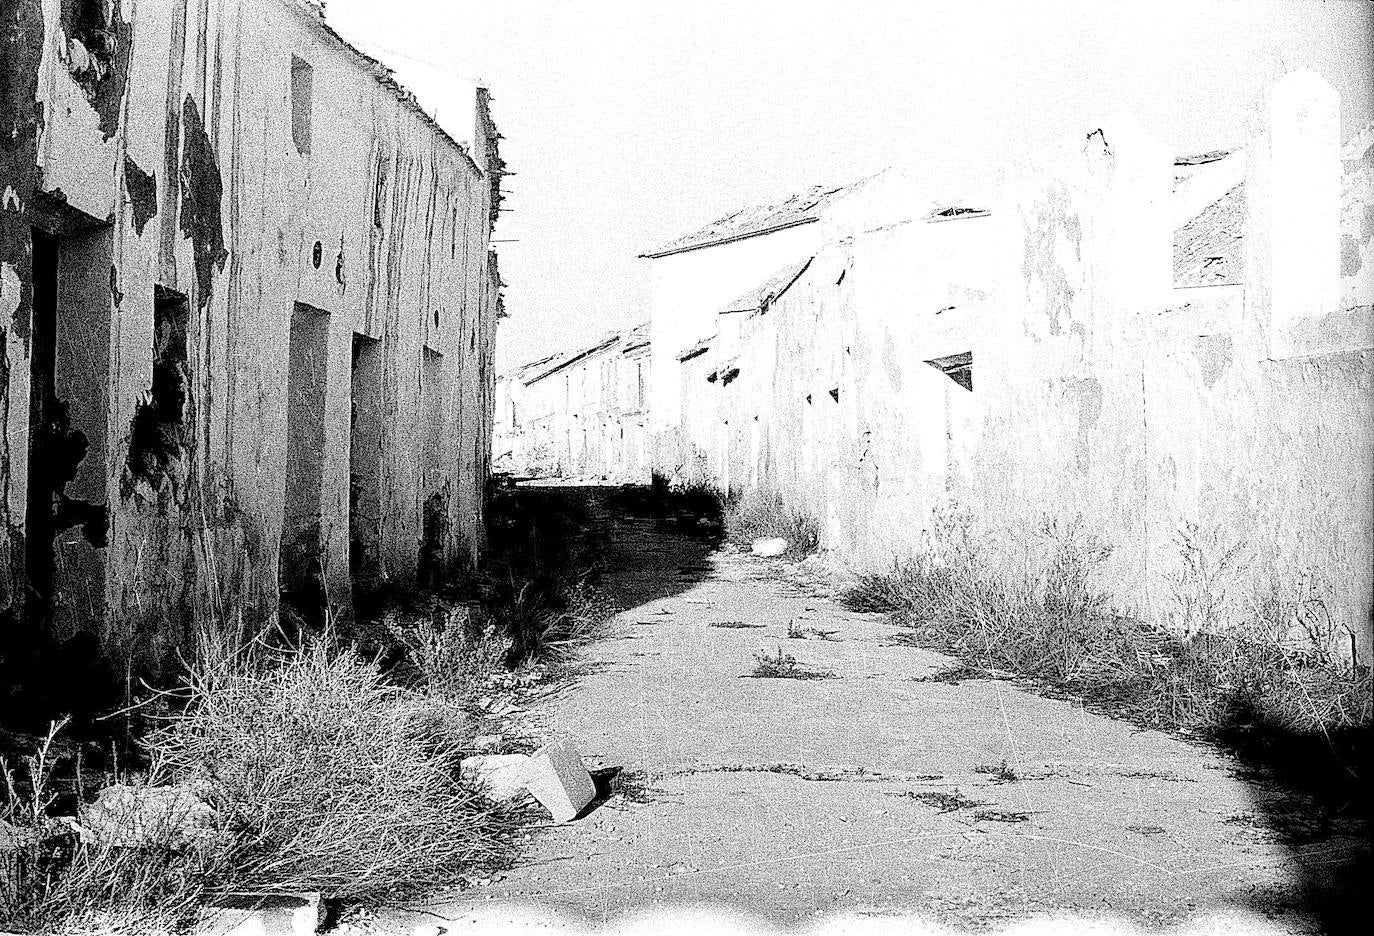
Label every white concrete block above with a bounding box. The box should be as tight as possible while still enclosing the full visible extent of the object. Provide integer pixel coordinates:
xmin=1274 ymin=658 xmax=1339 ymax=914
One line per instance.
xmin=523 ymin=740 xmax=595 ymax=823
xmin=460 ymin=753 xmax=531 ymax=802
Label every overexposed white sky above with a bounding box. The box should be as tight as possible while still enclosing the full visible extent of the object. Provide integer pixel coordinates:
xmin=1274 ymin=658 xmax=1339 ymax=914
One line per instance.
xmin=325 ymin=0 xmax=1374 ymax=370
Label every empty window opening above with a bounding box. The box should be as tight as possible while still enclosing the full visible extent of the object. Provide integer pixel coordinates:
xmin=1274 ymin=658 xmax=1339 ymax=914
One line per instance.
xmin=828 ymin=387 xmax=840 ymax=403
xmin=925 ymin=351 xmax=973 ymax=391
xmin=290 ymin=55 xmax=313 ymax=155
xmin=280 ymin=302 xmax=331 ymax=607
xmin=124 ymin=284 xmax=190 ymax=502
xmin=636 ymin=361 xmax=645 ymax=407
xmin=350 ymin=333 xmax=384 ymax=595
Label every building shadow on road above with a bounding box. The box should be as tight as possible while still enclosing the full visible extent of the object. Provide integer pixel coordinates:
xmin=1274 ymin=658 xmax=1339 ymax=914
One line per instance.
xmin=482 ymin=481 xmax=723 ymax=663
xmin=1219 ymin=713 xmax=1370 ymax=935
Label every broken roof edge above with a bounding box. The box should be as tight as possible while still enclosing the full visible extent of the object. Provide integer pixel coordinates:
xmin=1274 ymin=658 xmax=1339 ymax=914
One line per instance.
xmin=924 ymin=206 xmax=992 ymax=223
xmin=300 ymin=2 xmax=484 ymax=178
xmin=638 ymin=216 xmax=819 ymax=260
xmin=719 ymin=256 xmax=815 ymax=317
xmin=523 ymin=335 xmax=621 ymax=385
xmin=676 ymin=338 xmax=713 ymax=363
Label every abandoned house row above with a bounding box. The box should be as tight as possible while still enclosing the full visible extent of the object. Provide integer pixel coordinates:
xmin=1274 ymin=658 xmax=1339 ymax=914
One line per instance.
xmin=494 ymin=324 xmax=652 ymax=481
xmin=638 ymin=70 xmax=1373 ymax=657
xmin=0 ymin=0 xmax=503 ymax=675
xmin=467 ymin=71 xmax=1374 ymax=656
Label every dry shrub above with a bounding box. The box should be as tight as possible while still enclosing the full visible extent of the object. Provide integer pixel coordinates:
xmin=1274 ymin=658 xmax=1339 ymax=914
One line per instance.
xmin=145 ymin=644 xmax=519 ymax=903
xmin=725 ymin=488 xmax=820 ymax=558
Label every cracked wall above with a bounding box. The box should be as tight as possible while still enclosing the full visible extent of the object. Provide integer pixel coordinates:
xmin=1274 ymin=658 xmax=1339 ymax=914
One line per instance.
xmin=663 ymin=73 xmax=1372 ymax=658
xmin=2 ymin=0 xmax=502 ymax=680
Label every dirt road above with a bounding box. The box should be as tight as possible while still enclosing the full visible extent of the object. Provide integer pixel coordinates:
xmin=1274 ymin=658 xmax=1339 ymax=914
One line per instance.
xmin=371 ymin=490 xmax=1365 ymax=934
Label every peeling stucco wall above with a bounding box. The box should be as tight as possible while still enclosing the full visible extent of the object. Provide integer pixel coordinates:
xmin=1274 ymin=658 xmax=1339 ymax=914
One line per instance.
xmin=660 ymin=71 xmax=1373 ymax=658
xmin=3 ymin=0 xmax=502 ymax=677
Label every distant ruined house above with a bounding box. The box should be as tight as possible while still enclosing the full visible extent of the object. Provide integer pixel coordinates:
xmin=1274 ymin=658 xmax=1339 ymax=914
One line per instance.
xmin=0 ymin=0 xmax=503 ymax=679
xmin=495 ymin=324 xmax=652 ymax=481
xmin=643 ymin=71 xmax=1374 ymax=659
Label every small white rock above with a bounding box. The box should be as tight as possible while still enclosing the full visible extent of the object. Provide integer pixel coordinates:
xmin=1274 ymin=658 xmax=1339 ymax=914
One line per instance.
xmin=751 ymin=537 xmax=788 ymax=558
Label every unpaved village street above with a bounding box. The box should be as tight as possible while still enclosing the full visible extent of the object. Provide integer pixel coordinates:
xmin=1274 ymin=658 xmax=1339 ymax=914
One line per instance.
xmin=372 ymin=489 xmax=1366 ymax=935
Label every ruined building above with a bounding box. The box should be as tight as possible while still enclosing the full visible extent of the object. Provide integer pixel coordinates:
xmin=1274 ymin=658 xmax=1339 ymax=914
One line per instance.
xmin=644 ymin=71 xmax=1374 ymax=658
xmin=0 ymin=0 xmax=503 ymax=679
xmin=495 ymin=325 xmax=652 ymax=481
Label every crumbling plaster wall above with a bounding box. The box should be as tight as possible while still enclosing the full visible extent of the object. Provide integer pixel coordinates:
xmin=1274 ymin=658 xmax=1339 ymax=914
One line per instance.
xmin=8 ymin=0 xmax=500 ymax=670
xmin=674 ymin=72 xmax=1372 ymax=653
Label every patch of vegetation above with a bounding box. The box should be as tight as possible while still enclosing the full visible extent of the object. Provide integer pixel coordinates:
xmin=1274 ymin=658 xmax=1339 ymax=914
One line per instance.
xmin=787 ymin=620 xmax=838 ymax=641
xmin=973 ymin=759 xmax=1020 ymax=784
xmin=1 ymin=643 xmax=525 ymax=934
xmin=724 ymin=488 xmax=820 ymax=559
xmin=747 ymin=647 xmax=835 ymax=681
xmin=842 ymin=509 xmax=1372 ymax=745
xmin=709 ymin=621 xmax=763 ymax=629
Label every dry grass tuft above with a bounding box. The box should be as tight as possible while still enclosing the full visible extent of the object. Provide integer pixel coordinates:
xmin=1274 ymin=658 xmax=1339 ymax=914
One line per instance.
xmin=146 ymin=644 xmax=520 ymax=904
xmin=2 ymin=639 xmax=524 ymax=934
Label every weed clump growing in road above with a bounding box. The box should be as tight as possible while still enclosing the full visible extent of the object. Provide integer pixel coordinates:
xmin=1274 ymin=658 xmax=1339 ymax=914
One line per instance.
xmin=748 ymin=647 xmax=834 ymax=681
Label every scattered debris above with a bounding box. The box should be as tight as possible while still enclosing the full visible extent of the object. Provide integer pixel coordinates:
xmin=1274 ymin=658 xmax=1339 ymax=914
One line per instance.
xmin=751 ymin=538 xmax=789 ymax=558
xmin=889 ymin=790 xmax=989 ymax=813
xmin=686 ymin=763 xmax=884 ymax=783
xmin=912 ymin=664 xmax=982 ymax=683
xmin=1126 ymin=824 xmax=1167 ymax=836
xmin=710 ymin=621 xmax=764 ymax=629
xmin=972 ymin=809 xmax=1033 ymax=824
xmin=1117 ymin=769 xmax=1196 ymax=782
xmin=459 ymin=753 xmax=532 ymax=802
xmin=523 ymin=740 xmax=595 ymax=823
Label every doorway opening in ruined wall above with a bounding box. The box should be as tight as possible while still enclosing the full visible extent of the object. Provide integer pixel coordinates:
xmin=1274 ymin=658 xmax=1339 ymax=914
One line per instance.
xmin=280 ymin=303 xmax=331 ymax=613
xmin=418 ymin=347 xmax=448 ymax=586
xmin=24 ymin=206 xmax=113 ymax=636
xmin=350 ymin=333 xmax=384 ymax=596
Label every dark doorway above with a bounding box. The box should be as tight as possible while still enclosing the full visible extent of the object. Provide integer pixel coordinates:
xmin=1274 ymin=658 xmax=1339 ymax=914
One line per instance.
xmin=280 ymin=302 xmax=331 ymax=613
xmin=350 ymin=333 xmax=384 ymax=595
